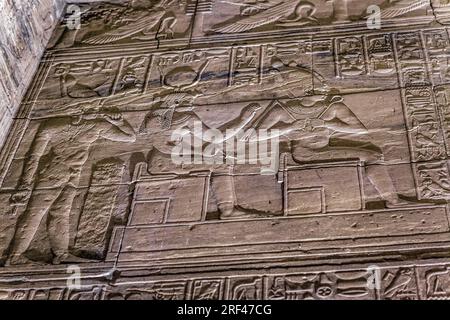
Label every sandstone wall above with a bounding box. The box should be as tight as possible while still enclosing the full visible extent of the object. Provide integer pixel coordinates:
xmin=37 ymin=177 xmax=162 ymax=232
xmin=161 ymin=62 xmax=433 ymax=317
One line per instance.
xmin=0 ymin=0 xmax=119 ymax=149
xmin=0 ymin=0 xmax=65 ymax=146
xmin=3 ymin=0 xmax=450 ymax=300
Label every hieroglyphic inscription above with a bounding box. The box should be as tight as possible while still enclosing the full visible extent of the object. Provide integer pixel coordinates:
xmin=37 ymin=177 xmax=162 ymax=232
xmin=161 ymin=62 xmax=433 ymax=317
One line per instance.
xmin=3 ymin=0 xmax=450 ymax=301
xmin=394 ymin=31 xmax=450 ymax=199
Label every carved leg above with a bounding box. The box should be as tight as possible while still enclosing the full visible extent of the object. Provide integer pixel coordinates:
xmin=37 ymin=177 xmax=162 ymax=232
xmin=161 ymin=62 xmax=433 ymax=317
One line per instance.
xmin=365 ymin=165 xmax=409 ymax=208
xmin=212 ymin=174 xmax=236 ymax=218
xmin=212 ymin=174 xmax=258 ymax=220
xmin=47 ymin=184 xmax=78 ymax=264
xmin=353 ymin=149 xmax=410 ymax=207
xmin=6 ymin=189 xmax=62 ymax=265
xmin=292 ymin=144 xmax=409 ymax=207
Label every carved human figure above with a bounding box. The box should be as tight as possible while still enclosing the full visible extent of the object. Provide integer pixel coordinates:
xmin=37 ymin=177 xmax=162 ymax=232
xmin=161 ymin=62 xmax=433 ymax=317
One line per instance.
xmin=248 ymin=93 xmax=409 ymax=208
xmin=7 ymin=105 xmax=136 ymax=265
xmin=140 ymin=94 xmax=262 ymax=219
xmin=137 ymin=58 xmax=279 ymax=220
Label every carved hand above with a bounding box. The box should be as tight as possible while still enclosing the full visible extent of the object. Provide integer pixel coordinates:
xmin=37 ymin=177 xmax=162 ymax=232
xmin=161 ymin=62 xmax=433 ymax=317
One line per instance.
xmin=103 ymin=111 xmax=124 ymax=126
xmin=241 ymin=104 xmax=261 ymax=120
xmin=10 ymin=189 xmax=32 ymax=205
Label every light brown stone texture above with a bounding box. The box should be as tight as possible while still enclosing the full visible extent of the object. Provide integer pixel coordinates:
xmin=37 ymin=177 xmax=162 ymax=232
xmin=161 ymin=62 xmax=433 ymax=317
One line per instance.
xmin=3 ymin=0 xmax=450 ymax=300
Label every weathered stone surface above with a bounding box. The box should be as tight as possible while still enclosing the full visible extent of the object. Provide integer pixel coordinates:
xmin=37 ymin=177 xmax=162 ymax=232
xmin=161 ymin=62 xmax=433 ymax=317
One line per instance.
xmin=0 ymin=0 xmax=65 ymax=147
xmin=3 ymin=0 xmax=450 ymax=300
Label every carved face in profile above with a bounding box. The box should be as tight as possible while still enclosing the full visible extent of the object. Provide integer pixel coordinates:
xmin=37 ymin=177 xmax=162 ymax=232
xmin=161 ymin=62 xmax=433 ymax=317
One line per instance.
xmin=160 ymin=92 xmax=195 ymax=109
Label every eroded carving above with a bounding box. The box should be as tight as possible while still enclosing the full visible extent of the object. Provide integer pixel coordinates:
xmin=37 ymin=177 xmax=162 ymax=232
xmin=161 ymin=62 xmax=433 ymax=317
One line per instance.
xmin=3 ymin=0 xmax=450 ymax=301
xmin=199 ymin=0 xmax=433 ymax=39
xmin=51 ymin=0 xmax=192 ymax=48
xmin=5 ymin=106 xmax=135 ymax=265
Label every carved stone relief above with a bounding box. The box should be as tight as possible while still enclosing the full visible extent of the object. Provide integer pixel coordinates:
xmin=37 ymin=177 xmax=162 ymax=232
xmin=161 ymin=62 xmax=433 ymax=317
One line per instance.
xmin=50 ymin=1 xmax=194 ymax=49
xmin=3 ymin=0 xmax=450 ymax=300
xmin=0 ymin=0 xmax=64 ymax=148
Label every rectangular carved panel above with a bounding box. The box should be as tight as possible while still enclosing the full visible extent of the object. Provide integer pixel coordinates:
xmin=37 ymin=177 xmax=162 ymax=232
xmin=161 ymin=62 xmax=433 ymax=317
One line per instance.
xmin=4 ymin=0 xmax=450 ymax=300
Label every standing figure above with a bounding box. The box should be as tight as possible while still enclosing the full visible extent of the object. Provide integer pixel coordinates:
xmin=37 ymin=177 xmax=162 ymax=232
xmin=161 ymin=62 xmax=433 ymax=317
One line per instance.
xmin=7 ymin=105 xmax=136 ymax=265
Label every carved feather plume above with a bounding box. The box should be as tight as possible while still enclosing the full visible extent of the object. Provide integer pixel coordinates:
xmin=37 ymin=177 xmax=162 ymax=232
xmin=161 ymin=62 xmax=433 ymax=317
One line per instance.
xmin=213 ymin=0 xmax=300 ymax=33
xmin=379 ymin=0 xmax=429 ymax=19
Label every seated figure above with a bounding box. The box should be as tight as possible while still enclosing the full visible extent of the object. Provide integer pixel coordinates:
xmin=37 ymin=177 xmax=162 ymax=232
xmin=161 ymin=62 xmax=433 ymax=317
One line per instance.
xmin=247 ymin=92 xmax=410 ymax=209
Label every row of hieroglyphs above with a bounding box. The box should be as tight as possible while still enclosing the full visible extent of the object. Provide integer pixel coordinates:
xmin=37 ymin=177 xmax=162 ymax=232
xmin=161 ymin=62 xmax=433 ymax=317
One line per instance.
xmin=1 ymin=263 xmax=450 ymax=300
xmin=38 ymin=28 xmax=450 ymax=106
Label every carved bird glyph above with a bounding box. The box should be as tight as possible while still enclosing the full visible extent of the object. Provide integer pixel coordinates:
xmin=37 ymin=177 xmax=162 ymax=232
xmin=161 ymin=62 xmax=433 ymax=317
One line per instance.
xmin=213 ymin=0 xmax=317 ymax=33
